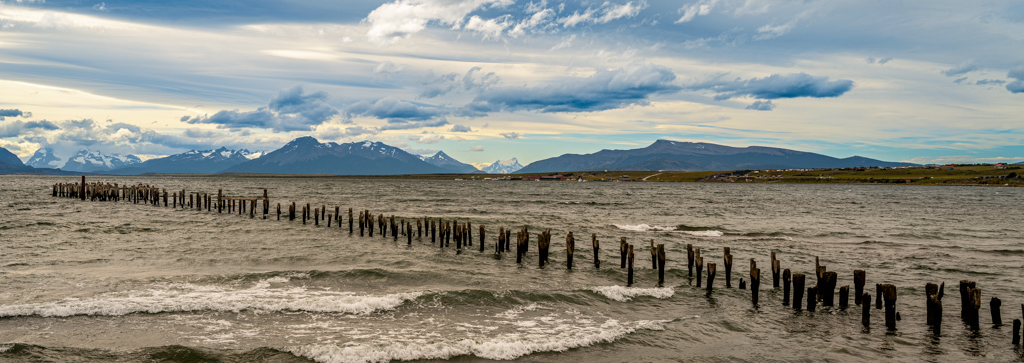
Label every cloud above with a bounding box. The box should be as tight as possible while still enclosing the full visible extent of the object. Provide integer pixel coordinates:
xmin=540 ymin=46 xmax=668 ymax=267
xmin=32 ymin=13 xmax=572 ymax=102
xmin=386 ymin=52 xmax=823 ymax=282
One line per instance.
xmin=469 ymin=145 xmax=484 ymax=151
xmin=688 ymin=72 xmax=854 ymax=101
xmin=464 ymin=15 xmax=512 ymax=39
xmin=420 ymin=67 xmax=499 ymax=98
xmin=878 ymin=57 xmax=893 ymax=65
xmin=754 ymin=19 xmax=798 ymax=40
xmin=467 ymin=63 xmax=680 ymax=113
xmin=0 ymin=109 xmax=31 ymax=121
xmin=676 ymin=0 xmax=719 ymax=24
xmin=409 ymin=133 xmax=445 ymax=144
xmin=500 ymin=131 xmax=520 ymax=139
xmin=365 ymin=0 xmax=509 ymax=45
xmin=974 ymin=79 xmax=1005 ymax=86
xmin=346 ymin=97 xmax=445 ymax=122
xmin=942 ymin=62 xmax=976 ymax=77
xmin=1007 ymin=67 xmax=1024 ymax=94
xmin=745 ymin=100 xmax=775 ymax=111
xmin=450 ymin=124 xmax=473 ymax=132
xmin=0 ymin=120 xmax=60 ymax=137
xmin=559 ymin=1 xmax=647 ymax=27
xmin=186 ymin=86 xmax=339 ymax=132
xmin=509 ymin=8 xmax=555 ymax=37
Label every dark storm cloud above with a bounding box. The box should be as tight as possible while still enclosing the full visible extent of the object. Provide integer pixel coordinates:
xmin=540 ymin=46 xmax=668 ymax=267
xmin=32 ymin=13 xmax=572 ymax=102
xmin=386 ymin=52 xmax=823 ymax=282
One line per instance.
xmin=1007 ymin=67 xmax=1024 ymax=94
xmin=0 ymin=109 xmax=31 ymax=120
xmin=467 ymin=64 xmax=680 ymax=113
xmin=186 ymin=86 xmax=340 ymax=132
xmin=345 ymin=97 xmax=445 ymax=122
xmin=688 ymin=73 xmax=854 ymax=101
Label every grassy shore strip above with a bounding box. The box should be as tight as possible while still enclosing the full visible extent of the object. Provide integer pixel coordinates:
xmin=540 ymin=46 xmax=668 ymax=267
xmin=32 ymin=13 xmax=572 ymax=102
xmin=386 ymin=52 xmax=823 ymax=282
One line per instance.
xmin=94 ymin=164 xmax=1024 ymax=186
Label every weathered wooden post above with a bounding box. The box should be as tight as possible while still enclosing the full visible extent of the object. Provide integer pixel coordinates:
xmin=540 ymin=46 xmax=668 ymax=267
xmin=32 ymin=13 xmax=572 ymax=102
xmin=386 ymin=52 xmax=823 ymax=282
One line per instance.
xmin=876 ymin=284 xmax=883 ymax=309
xmin=497 ymin=227 xmax=503 ymax=254
xmin=793 ymin=273 xmax=805 ymax=311
xmin=431 ymin=219 xmax=436 ymax=243
xmin=290 ymin=202 xmax=296 ymax=221
xmin=839 ymin=286 xmax=850 ymax=309
xmin=724 ymin=247 xmax=733 ymax=288
xmin=751 ymin=268 xmax=761 ymax=306
xmin=695 ymin=251 xmax=704 ymax=288
xmin=686 ymin=244 xmax=694 ymax=277
xmin=276 ymin=203 xmax=281 ymax=220
xmin=627 ymin=244 xmax=634 ymax=286
xmin=739 ymin=278 xmax=746 ymax=290
xmin=505 ymin=229 xmax=511 ymax=252
xmin=1014 ymin=319 xmax=1021 ymax=345
xmin=706 ymin=262 xmax=717 ymax=297
xmin=163 ymin=190 xmax=168 ymax=207
xmin=80 ymin=175 xmax=86 ymax=200
xmin=656 ymin=244 xmax=666 ymax=286
xmin=479 ymin=225 xmax=486 ymax=252
xmin=783 ymin=269 xmax=792 ymax=306
xmin=991 ymin=297 xmax=1002 ymax=326
xmin=302 ymin=206 xmax=307 ymax=225
xmin=620 ymin=237 xmax=628 ymax=268
xmin=566 ymin=232 xmax=575 ymax=270
xmin=882 ymin=284 xmax=898 ymax=330
xmin=771 ymin=252 xmax=780 ymax=288
xmin=407 ymin=222 xmax=413 ymax=245
xmin=807 ymin=286 xmax=817 ymax=312
xmin=821 ymin=271 xmax=837 ymax=307
xmin=854 ymin=270 xmax=865 ymax=305
xmin=314 ymin=208 xmax=319 ymax=226
xmin=349 ymin=208 xmax=354 ymax=233
xmin=592 ymin=234 xmax=600 ymax=268
xmin=926 ymin=282 xmax=943 ymax=333
xmin=647 ymin=240 xmax=656 ymax=269
xmin=967 ymin=287 xmax=982 ymax=330
xmin=862 ymin=293 xmax=871 ymax=327
xmin=327 ymin=213 xmax=332 ymax=227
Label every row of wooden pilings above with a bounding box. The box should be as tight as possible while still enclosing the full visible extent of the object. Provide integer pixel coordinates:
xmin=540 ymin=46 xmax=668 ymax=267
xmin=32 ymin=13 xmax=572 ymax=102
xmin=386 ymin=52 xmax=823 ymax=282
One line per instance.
xmin=53 ymin=176 xmax=1024 ymax=344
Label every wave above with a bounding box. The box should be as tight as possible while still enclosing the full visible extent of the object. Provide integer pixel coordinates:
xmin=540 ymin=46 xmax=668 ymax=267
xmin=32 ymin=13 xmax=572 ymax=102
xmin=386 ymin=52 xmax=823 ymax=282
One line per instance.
xmin=0 ymin=278 xmax=422 ymax=318
xmin=287 ymin=319 xmax=668 ymax=362
xmin=590 ymin=286 xmax=674 ymax=302
xmin=613 ymin=224 xmax=723 ymax=237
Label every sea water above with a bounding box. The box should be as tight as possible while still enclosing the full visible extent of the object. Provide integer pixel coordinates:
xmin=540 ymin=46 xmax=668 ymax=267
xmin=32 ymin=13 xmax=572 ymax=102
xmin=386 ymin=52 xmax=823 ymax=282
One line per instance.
xmin=1 ymin=175 xmax=1023 ymax=362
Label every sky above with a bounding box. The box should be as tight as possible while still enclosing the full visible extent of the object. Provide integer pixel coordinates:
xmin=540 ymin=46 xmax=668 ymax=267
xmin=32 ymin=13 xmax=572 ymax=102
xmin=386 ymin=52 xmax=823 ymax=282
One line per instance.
xmin=1 ymin=0 xmax=1022 ymax=167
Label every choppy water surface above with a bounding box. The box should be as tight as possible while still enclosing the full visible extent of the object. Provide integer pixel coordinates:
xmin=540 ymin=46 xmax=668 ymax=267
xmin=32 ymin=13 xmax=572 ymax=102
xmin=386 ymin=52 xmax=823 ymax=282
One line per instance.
xmin=2 ymin=175 xmax=1024 ymax=362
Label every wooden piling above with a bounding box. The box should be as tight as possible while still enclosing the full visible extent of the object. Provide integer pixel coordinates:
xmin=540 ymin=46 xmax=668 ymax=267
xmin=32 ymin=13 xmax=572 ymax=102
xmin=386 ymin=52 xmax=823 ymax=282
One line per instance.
xmin=839 ymin=286 xmax=850 ymax=309
xmin=627 ymin=244 xmax=634 ymax=286
xmin=926 ymin=282 xmax=943 ymax=333
xmin=821 ymin=271 xmax=837 ymax=307
xmin=854 ymin=270 xmax=865 ymax=305
xmin=751 ymin=267 xmax=761 ymax=306
xmin=566 ymin=232 xmax=575 ymax=270
xmin=793 ymin=273 xmax=805 ymax=311
xmin=277 ymin=203 xmax=281 ymax=220
xmin=991 ymin=297 xmax=1002 ymax=326
xmin=876 ymin=283 xmax=883 ymax=309
xmin=80 ymin=175 xmax=85 ymax=200
xmin=477 ymin=226 xmax=485 ymax=252
xmin=695 ymin=252 xmax=704 ymax=288
xmin=881 ymin=284 xmax=898 ymax=330
xmin=497 ymin=227 xmax=503 ymax=254
xmin=967 ymin=287 xmax=982 ymax=330
xmin=770 ymin=252 xmax=780 ymax=288
xmin=687 ymin=244 xmax=694 ymax=277
xmin=407 ymin=222 xmax=413 ymax=245
xmin=706 ymin=263 xmax=716 ymax=297
xmin=302 ymin=206 xmax=307 ymax=225
xmin=807 ymin=286 xmax=817 ymax=312
xmin=349 ymin=208 xmax=354 ymax=233
xmin=620 ymin=237 xmax=628 ymax=269
xmin=739 ymin=278 xmax=746 ymax=290
xmin=657 ymin=244 xmax=666 ymax=286
xmin=1015 ymin=319 xmax=1021 ymax=345
xmin=783 ymin=269 xmax=792 ymax=306
xmin=862 ymin=293 xmax=871 ymax=327
xmin=592 ymin=234 xmax=600 ymax=268
xmin=724 ymin=247 xmax=733 ymax=288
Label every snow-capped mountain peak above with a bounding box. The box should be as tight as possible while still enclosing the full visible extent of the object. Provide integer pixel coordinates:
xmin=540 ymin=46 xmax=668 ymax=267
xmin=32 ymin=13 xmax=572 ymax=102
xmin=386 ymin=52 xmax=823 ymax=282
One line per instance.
xmin=62 ymin=149 xmax=142 ymax=172
xmin=26 ymin=147 xmax=62 ymax=169
xmin=482 ymin=157 xmax=523 ymax=174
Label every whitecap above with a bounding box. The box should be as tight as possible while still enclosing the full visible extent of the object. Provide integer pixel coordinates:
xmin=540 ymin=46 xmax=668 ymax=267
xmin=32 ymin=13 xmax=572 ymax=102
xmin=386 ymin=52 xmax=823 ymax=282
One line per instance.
xmin=589 ymin=286 xmax=675 ymax=302
xmin=0 ymin=283 xmax=424 ymax=317
xmin=287 ymin=319 xmax=667 ymax=362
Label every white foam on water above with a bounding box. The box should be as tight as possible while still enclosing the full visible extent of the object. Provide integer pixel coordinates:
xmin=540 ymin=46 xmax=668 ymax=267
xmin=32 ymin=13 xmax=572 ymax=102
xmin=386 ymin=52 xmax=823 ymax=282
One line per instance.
xmin=682 ymin=230 xmax=724 ymax=237
xmin=0 ymin=344 xmax=13 ymax=353
xmin=287 ymin=319 xmax=667 ymax=363
xmin=0 ymin=280 xmax=424 ymax=317
xmin=614 ymin=224 xmax=676 ymax=232
xmin=590 ymin=286 xmax=675 ymax=302
xmin=614 ymin=224 xmax=723 ymax=237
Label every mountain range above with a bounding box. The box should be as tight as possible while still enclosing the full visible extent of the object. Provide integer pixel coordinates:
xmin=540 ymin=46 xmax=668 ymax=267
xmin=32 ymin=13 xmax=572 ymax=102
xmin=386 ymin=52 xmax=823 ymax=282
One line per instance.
xmin=1 ymin=138 xmax=924 ymax=176
xmin=61 ymin=149 xmax=142 ymax=172
xmin=108 ymin=147 xmax=262 ymax=175
xmin=517 ymin=140 xmax=916 ymax=173
xmin=222 ymin=137 xmax=451 ymax=175
xmin=422 ymin=151 xmax=481 ymax=173
xmin=482 ymin=158 xmax=524 ymax=174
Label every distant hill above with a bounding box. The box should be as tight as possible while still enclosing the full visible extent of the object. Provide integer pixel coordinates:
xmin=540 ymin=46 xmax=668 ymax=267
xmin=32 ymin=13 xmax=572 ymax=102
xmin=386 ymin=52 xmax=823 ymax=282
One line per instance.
xmin=518 ymin=140 xmax=916 ymax=173
xmin=26 ymin=147 xmax=62 ymax=169
xmin=0 ymin=146 xmax=25 ymax=168
xmin=482 ymin=158 xmax=524 ymax=174
xmin=108 ymin=147 xmax=262 ymax=175
xmin=422 ymin=151 xmax=481 ymax=173
xmin=223 ymin=137 xmax=450 ymax=175
xmin=0 ymin=146 xmax=77 ymax=175
xmin=62 ymin=149 xmax=142 ymax=173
